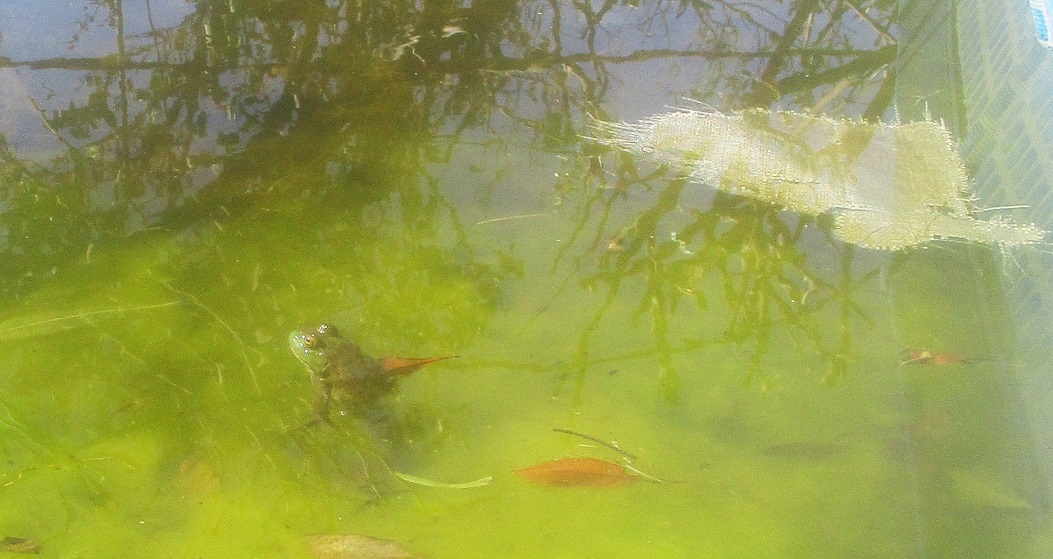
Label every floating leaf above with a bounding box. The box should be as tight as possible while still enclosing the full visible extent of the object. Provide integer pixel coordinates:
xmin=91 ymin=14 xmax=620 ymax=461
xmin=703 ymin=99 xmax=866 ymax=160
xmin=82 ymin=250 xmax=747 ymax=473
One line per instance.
xmin=900 ymin=348 xmax=968 ymax=366
xmin=306 ymin=534 xmax=419 ymax=559
xmin=378 ymin=355 xmax=457 ymax=377
xmin=0 ymin=536 xmax=40 ymax=554
xmin=394 ymin=471 xmax=492 ymax=489
xmin=513 ymin=457 xmax=638 ymax=487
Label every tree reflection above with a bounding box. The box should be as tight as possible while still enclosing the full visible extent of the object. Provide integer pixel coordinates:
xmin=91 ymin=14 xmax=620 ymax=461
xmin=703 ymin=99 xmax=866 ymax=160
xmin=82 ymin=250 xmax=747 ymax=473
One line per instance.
xmin=5 ymin=4 xmax=1043 ymax=557
xmin=558 ymin=169 xmax=881 ymax=399
xmin=0 ymin=0 xmax=897 ymax=383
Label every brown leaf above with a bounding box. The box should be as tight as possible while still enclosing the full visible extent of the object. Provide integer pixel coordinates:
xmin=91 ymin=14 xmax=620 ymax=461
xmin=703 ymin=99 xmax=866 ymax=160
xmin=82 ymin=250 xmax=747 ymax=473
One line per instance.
xmin=0 ymin=536 xmax=40 ymax=554
xmin=900 ymin=348 xmax=968 ymax=366
xmin=378 ymin=355 xmax=457 ymax=377
xmin=306 ymin=534 xmax=420 ymax=559
xmin=512 ymin=457 xmax=637 ymax=487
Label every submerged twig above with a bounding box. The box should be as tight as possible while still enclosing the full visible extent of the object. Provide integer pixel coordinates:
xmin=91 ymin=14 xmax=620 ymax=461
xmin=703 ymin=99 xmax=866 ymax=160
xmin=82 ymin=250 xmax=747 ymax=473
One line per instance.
xmin=394 ymin=471 xmax=493 ymax=489
xmin=0 ymin=302 xmax=177 ymax=341
xmin=160 ymin=281 xmax=261 ymax=395
xmin=553 ymin=427 xmax=637 ymax=460
xmin=476 ymin=212 xmax=550 ymax=225
xmin=623 ymin=463 xmax=665 ymax=484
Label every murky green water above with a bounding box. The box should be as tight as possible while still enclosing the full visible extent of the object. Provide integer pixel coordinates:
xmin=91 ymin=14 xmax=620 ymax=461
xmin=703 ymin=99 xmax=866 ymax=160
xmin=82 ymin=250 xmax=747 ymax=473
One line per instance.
xmin=1 ymin=1 xmax=1052 ymax=557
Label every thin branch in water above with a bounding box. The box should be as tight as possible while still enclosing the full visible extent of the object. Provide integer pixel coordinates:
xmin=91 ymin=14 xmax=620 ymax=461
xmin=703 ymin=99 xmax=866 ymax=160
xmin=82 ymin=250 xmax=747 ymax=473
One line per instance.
xmin=27 ymin=95 xmax=77 ymax=151
xmin=0 ymin=302 xmax=178 ymax=341
xmin=553 ymin=427 xmax=637 ymax=460
xmin=840 ymin=0 xmax=895 ymax=43
xmin=624 ymin=462 xmax=666 ymax=483
xmin=160 ymin=281 xmax=261 ymax=395
xmin=476 ymin=212 xmax=551 ymax=225
xmin=973 ymin=205 xmax=1029 ymax=213
xmin=393 ymin=471 xmax=493 ymax=489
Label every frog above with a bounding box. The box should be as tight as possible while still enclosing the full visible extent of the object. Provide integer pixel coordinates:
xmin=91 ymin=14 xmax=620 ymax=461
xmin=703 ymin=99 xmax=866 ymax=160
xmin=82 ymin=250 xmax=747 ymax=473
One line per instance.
xmin=289 ymin=323 xmax=456 ymax=420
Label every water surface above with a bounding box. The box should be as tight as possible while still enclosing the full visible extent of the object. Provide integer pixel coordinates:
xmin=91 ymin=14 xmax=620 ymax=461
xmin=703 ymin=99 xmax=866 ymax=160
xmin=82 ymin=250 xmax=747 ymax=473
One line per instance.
xmin=1 ymin=1 xmax=1052 ymax=557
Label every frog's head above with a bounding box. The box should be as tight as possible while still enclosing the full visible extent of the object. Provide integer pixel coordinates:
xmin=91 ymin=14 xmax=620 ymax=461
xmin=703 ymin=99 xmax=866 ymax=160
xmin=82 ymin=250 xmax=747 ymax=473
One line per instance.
xmin=288 ymin=323 xmax=340 ymax=373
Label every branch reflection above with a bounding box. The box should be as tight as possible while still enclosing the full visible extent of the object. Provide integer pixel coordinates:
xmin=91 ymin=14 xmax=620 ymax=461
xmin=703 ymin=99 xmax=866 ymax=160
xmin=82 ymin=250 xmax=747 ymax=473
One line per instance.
xmin=556 ymin=163 xmax=883 ymax=401
xmin=0 ymin=0 xmax=899 ymax=442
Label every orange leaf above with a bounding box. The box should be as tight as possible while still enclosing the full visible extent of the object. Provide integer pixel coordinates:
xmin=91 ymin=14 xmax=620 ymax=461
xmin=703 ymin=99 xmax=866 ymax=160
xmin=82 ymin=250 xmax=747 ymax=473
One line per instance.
xmin=378 ymin=355 xmax=457 ymax=377
xmin=306 ymin=534 xmax=419 ymax=559
xmin=513 ymin=457 xmax=637 ymax=487
xmin=900 ymin=348 xmax=968 ymax=366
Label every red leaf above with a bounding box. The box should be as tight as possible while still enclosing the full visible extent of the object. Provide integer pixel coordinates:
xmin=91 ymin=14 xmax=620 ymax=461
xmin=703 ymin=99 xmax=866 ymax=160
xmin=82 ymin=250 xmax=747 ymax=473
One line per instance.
xmin=513 ymin=457 xmax=637 ymax=487
xmin=378 ymin=355 xmax=457 ymax=377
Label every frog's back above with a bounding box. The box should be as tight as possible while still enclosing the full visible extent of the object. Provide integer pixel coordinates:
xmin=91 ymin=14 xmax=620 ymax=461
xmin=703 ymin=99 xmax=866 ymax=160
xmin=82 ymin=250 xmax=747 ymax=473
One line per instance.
xmin=290 ymin=324 xmax=393 ymax=412
xmin=323 ymin=338 xmax=385 ymax=384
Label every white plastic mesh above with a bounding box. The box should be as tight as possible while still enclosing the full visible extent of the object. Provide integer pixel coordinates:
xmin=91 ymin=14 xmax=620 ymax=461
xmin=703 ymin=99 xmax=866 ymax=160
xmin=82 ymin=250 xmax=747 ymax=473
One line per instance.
xmin=592 ymin=107 xmax=1045 ymax=251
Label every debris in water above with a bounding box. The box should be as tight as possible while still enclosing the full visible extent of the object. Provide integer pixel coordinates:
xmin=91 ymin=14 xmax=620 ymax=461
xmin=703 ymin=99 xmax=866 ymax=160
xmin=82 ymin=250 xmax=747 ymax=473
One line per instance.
xmin=900 ymin=348 xmax=968 ymax=366
xmin=591 ymin=107 xmax=1046 ymax=251
xmin=552 ymin=427 xmax=637 ymax=460
xmin=306 ymin=534 xmax=420 ymax=559
xmin=513 ymin=457 xmax=640 ymax=487
xmin=0 ymin=536 xmax=40 ymax=554
xmin=0 ymin=301 xmax=177 ymax=342
xmin=393 ymin=471 xmax=493 ymax=489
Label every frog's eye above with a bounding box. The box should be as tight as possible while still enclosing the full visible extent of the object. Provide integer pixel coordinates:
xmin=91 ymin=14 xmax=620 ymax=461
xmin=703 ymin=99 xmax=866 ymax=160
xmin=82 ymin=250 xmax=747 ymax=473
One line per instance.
xmin=302 ymin=334 xmax=317 ymax=348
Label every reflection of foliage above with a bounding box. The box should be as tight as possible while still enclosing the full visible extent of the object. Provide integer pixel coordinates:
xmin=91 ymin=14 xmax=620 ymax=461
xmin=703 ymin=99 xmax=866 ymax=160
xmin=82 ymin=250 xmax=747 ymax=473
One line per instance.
xmin=1 ymin=0 xmax=898 ymax=393
xmin=0 ymin=0 xmax=897 ymax=296
xmin=2 ymin=0 xmax=569 ymax=300
xmin=567 ymin=174 xmax=881 ymax=397
xmin=0 ymin=2 xmax=915 ymax=551
xmin=0 ymin=156 xmax=98 ymax=297
xmin=542 ymin=0 xmax=897 ymax=397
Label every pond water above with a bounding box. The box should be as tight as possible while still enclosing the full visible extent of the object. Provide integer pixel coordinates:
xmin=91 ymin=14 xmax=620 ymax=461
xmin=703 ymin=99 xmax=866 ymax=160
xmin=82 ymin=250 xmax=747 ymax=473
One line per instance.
xmin=2 ymin=0 xmax=1053 ymax=558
